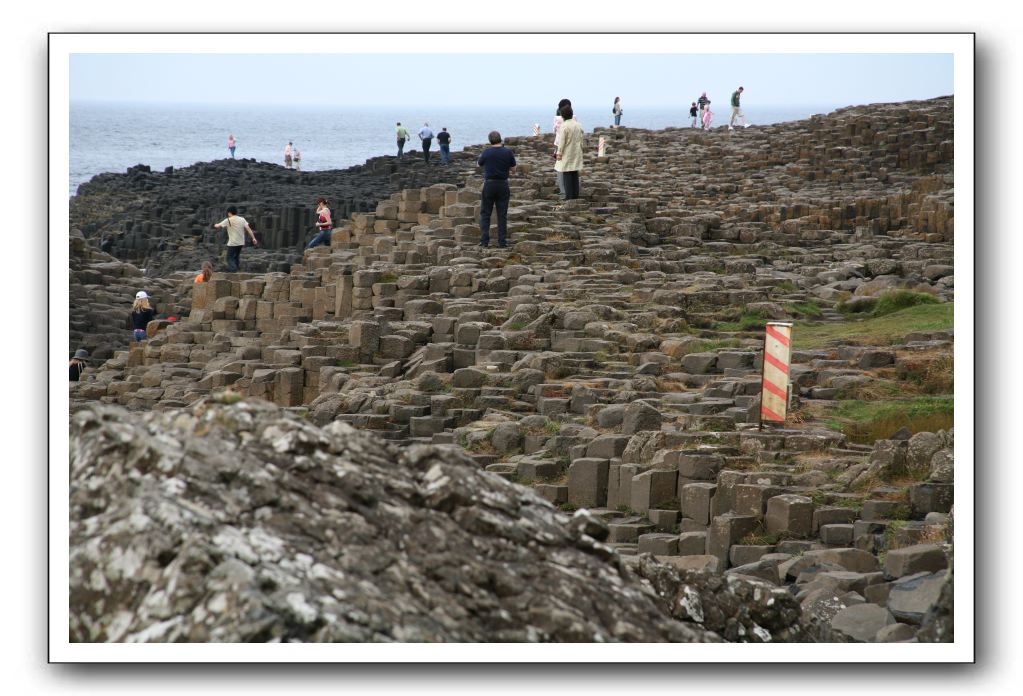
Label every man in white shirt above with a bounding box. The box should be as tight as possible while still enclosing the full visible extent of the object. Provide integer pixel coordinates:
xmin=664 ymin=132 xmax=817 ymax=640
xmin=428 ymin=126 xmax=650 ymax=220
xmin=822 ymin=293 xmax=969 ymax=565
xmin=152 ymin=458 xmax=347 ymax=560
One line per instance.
xmin=418 ymin=123 xmax=434 ymax=163
xmin=213 ymin=206 xmax=259 ymax=272
xmin=284 ymin=142 xmax=293 ymax=169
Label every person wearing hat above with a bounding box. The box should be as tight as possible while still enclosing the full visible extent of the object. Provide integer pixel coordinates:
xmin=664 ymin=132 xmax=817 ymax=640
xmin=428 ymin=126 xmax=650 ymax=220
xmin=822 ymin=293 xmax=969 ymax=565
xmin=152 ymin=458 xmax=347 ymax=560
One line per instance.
xmin=130 ymin=291 xmax=157 ymax=343
xmin=69 ymin=349 xmax=89 ymax=381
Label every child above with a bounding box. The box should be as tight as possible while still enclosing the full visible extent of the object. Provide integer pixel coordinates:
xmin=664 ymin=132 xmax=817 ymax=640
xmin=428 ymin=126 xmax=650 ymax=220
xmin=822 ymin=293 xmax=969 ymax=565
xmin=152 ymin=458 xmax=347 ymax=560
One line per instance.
xmin=690 ymin=102 xmax=698 ymax=128
xmin=130 ymin=291 xmax=157 ymax=342
xmin=702 ymin=106 xmax=713 ymax=130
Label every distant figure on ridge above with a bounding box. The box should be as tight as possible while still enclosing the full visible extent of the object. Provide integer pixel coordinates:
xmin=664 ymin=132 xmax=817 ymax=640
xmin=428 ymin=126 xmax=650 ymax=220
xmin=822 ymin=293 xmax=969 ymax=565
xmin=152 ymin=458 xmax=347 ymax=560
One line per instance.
xmin=555 ymin=105 xmax=584 ymax=201
xmin=307 ymin=198 xmax=333 ymax=249
xmin=284 ymin=142 xmax=293 ymax=169
xmin=228 ymin=134 xmax=236 ymax=158
xmin=437 ymin=127 xmax=452 ymax=164
xmin=396 ymin=122 xmax=409 ymax=158
xmin=130 ymin=291 xmax=157 ymax=343
xmin=418 ymin=123 xmax=434 ymax=163
xmin=293 ymin=145 xmax=302 ymax=170
xmin=729 ymin=86 xmax=748 ymax=129
xmin=689 ymin=102 xmax=698 ymax=128
xmin=100 ymin=236 xmax=114 ymax=254
xmin=213 ymin=206 xmax=259 ymax=272
xmin=69 ymin=348 xmax=89 ymax=382
xmin=477 ymin=130 xmax=516 ymax=249
xmin=612 ymin=97 xmax=623 ymax=128
xmin=702 ymin=104 xmax=714 ymax=130
xmin=697 ymin=92 xmax=709 ymax=129
xmin=194 ymin=261 xmax=214 ymax=284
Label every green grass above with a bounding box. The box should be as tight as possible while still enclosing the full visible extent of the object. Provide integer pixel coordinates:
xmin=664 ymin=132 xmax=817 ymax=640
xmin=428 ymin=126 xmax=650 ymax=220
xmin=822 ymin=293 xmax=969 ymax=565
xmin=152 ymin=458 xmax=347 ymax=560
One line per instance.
xmin=819 ymin=395 xmax=954 ymax=444
xmin=793 ymin=303 xmax=953 ymax=349
xmin=837 ymin=290 xmax=940 ymax=317
xmin=776 ymin=280 xmax=799 ymax=293
xmin=785 ymin=300 xmax=823 ymax=319
xmin=690 ymin=338 xmax=743 ymax=352
xmin=506 ymin=322 xmax=527 ymax=331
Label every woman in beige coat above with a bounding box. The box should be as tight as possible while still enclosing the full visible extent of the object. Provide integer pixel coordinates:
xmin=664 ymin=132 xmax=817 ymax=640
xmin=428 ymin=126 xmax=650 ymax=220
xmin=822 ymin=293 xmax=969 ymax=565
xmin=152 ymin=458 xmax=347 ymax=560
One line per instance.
xmin=554 ymin=105 xmax=584 ymax=200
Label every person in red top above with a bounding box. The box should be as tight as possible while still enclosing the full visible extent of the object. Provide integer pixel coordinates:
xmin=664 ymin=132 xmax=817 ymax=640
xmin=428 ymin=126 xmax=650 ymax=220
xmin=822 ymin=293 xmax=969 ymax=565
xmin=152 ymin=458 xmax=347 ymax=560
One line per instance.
xmin=307 ymin=198 xmax=333 ymax=249
xmin=194 ymin=261 xmax=214 ymax=283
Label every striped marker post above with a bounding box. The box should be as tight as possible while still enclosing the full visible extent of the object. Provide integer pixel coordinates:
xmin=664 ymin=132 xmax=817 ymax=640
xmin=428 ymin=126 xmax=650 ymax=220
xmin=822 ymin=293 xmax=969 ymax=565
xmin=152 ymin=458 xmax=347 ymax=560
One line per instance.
xmin=760 ymin=321 xmax=793 ymax=427
xmin=532 ymin=123 xmax=540 ymax=136
xmin=597 ymin=136 xmax=606 ymax=157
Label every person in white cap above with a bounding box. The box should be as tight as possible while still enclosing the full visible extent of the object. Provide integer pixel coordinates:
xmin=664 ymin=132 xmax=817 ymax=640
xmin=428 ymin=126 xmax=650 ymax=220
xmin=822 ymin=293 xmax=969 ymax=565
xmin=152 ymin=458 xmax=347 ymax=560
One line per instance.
xmin=130 ymin=291 xmax=157 ymax=343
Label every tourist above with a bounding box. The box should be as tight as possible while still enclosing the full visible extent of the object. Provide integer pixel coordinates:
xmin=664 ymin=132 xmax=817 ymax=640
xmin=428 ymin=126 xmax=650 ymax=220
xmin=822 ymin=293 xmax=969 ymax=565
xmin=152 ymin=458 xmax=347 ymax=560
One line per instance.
xmin=437 ymin=127 xmax=452 ymax=164
xmin=130 ymin=291 xmax=157 ymax=343
xmin=396 ymin=122 xmax=409 ymax=157
xmin=307 ymin=198 xmax=333 ymax=249
xmin=212 ymin=206 xmax=259 ymax=273
xmin=612 ymin=97 xmax=623 ymax=128
xmin=293 ymin=145 xmax=302 ymax=170
xmin=697 ymin=92 xmax=709 ymax=129
xmin=702 ymin=105 xmax=714 ymax=130
xmin=284 ymin=141 xmax=293 ymax=169
xmin=729 ymin=86 xmax=748 ymax=129
xmin=228 ymin=134 xmax=236 ymax=158
xmin=194 ymin=261 xmax=214 ymax=284
xmin=552 ymin=98 xmax=572 ymax=196
xmin=418 ymin=123 xmax=434 ymax=163
xmin=69 ymin=348 xmax=88 ymax=382
xmin=477 ymin=130 xmax=516 ymax=249
xmin=689 ymin=102 xmax=698 ymax=128
xmin=100 ymin=236 xmax=113 ymax=254
xmin=555 ymin=105 xmax=584 ymax=201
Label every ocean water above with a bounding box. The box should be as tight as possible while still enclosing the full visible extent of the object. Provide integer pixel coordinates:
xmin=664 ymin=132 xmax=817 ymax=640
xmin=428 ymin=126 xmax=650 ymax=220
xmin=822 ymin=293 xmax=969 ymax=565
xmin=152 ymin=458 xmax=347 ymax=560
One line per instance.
xmin=69 ymin=102 xmax=842 ymax=197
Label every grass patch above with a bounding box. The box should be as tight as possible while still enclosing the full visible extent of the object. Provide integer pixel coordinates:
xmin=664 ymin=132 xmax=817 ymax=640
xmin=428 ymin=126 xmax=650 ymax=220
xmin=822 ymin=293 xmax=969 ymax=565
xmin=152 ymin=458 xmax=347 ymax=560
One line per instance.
xmin=691 ymin=338 xmax=742 ymax=353
xmin=506 ymin=322 xmax=527 ymax=331
xmin=818 ymin=396 xmax=954 ymax=444
xmin=838 ymin=290 xmax=940 ymax=318
xmin=835 ymin=378 xmax=912 ymax=401
xmin=897 ymin=351 xmax=954 ymax=394
xmin=378 ymin=272 xmax=398 ymax=283
xmin=793 ymin=303 xmax=953 ymax=349
xmin=336 ymin=359 xmax=359 ymax=368
xmin=785 ymin=300 xmax=823 ymax=319
xmin=776 ymin=280 xmax=799 ymax=293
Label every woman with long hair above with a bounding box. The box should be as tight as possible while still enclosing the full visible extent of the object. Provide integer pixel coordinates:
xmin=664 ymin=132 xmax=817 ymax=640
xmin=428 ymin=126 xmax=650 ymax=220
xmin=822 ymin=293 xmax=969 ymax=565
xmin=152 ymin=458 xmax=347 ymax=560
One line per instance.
xmin=612 ymin=97 xmax=623 ymax=127
xmin=194 ymin=261 xmax=214 ymax=284
xmin=307 ymin=198 xmax=333 ymax=249
xmin=130 ymin=291 xmax=157 ymax=343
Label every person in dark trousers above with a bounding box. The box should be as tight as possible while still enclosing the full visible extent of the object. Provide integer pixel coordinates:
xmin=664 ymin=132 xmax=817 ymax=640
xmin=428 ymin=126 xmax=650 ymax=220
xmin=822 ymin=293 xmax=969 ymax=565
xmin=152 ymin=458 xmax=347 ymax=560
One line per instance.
xmin=437 ymin=127 xmax=452 ymax=164
xmin=477 ymin=130 xmax=516 ymax=249
xmin=213 ymin=206 xmax=258 ymax=272
xmin=69 ymin=348 xmax=88 ymax=381
xmin=418 ymin=123 xmax=434 ymax=162
xmin=100 ymin=236 xmax=114 ymax=254
xmin=555 ymin=105 xmax=584 ymax=201
xmin=130 ymin=291 xmax=157 ymax=343
xmin=697 ymin=92 xmax=709 ymax=129
xmin=307 ymin=198 xmax=333 ymax=249
xmin=396 ymin=122 xmax=409 ymax=157
xmin=689 ymin=102 xmax=699 ymax=128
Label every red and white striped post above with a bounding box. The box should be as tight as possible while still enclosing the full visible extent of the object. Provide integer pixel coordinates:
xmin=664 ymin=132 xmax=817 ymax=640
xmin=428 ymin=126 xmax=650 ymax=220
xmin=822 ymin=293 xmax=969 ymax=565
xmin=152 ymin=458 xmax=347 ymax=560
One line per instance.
xmin=597 ymin=136 xmax=606 ymax=157
xmin=532 ymin=123 xmax=540 ymax=137
xmin=760 ymin=321 xmax=793 ymax=427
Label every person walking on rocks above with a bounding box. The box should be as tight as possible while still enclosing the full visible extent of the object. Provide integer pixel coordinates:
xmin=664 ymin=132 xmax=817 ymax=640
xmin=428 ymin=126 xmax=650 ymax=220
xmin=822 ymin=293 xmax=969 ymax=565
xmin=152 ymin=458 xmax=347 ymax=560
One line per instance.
xmin=130 ymin=291 xmax=157 ymax=343
xmin=69 ymin=348 xmax=89 ymax=381
xmin=689 ymin=102 xmax=698 ymax=128
xmin=284 ymin=142 xmax=293 ymax=169
xmin=729 ymin=86 xmax=748 ymax=129
xmin=213 ymin=206 xmax=259 ymax=273
xmin=437 ymin=127 xmax=452 ymax=164
xmin=612 ymin=97 xmax=623 ymax=128
xmin=396 ymin=122 xmax=409 ymax=158
xmin=307 ymin=198 xmax=333 ymax=249
xmin=194 ymin=261 xmax=214 ymax=284
xmin=477 ymin=130 xmax=516 ymax=249
xmin=555 ymin=105 xmax=584 ymax=201
xmin=552 ymin=98 xmax=575 ymax=196
xmin=293 ymin=145 xmax=302 ymax=170
xmin=418 ymin=123 xmax=434 ymax=163
xmin=702 ymin=104 xmax=714 ymax=130
xmin=227 ymin=134 xmax=236 ymax=158
xmin=697 ymin=92 xmax=709 ymax=129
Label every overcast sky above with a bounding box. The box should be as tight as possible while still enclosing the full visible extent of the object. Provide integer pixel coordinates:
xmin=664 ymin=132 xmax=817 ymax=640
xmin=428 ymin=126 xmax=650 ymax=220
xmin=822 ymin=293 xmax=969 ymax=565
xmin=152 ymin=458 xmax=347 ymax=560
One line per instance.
xmin=70 ymin=53 xmax=953 ymax=109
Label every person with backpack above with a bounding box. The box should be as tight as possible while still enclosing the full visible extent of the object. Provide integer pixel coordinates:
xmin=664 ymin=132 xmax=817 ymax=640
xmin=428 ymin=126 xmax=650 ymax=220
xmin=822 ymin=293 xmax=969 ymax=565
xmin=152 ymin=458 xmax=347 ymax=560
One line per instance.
xmin=130 ymin=291 xmax=157 ymax=343
xmin=612 ymin=97 xmax=623 ymax=128
xmin=307 ymin=198 xmax=333 ymax=249
xmin=212 ymin=206 xmax=259 ymax=272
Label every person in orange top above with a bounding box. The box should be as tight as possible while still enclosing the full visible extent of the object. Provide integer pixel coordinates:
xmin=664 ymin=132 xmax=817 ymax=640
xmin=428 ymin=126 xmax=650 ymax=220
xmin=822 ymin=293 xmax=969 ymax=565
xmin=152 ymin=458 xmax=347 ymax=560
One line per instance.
xmin=194 ymin=261 xmax=214 ymax=284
